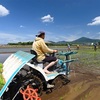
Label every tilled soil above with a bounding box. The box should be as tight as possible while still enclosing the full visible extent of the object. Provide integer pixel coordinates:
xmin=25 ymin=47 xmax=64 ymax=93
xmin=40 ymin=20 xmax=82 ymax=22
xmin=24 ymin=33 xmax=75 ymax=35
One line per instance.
xmin=41 ymin=70 xmax=100 ymax=100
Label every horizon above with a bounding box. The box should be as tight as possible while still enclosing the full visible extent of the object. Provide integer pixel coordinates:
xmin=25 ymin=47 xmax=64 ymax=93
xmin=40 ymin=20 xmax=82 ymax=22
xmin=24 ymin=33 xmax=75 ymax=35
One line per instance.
xmin=0 ymin=36 xmax=100 ymax=45
xmin=0 ymin=0 xmax=100 ymax=44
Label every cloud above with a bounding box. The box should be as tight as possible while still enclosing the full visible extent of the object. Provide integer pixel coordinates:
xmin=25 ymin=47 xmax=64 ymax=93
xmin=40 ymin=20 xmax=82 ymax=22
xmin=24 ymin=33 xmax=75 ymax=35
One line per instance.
xmin=45 ymin=31 xmax=79 ymax=42
xmin=0 ymin=33 xmax=32 ymax=44
xmin=41 ymin=14 xmax=54 ymax=23
xmin=87 ymin=16 xmax=100 ymax=26
xmin=0 ymin=33 xmax=23 ymax=43
xmin=97 ymin=32 xmax=100 ymax=34
xmin=86 ymin=32 xmax=90 ymax=34
xmin=0 ymin=5 xmax=9 ymax=17
xmin=20 ymin=25 xmax=24 ymax=28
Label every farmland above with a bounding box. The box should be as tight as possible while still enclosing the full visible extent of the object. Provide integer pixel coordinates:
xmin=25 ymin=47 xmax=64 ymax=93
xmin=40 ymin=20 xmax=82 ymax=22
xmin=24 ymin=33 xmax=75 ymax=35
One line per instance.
xmin=0 ymin=45 xmax=100 ymax=100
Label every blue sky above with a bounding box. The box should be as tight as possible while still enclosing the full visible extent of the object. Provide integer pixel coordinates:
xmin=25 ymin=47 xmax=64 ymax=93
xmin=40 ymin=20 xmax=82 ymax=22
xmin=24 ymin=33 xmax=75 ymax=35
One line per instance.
xmin=0 ymin=0 xmax=100 ymax=44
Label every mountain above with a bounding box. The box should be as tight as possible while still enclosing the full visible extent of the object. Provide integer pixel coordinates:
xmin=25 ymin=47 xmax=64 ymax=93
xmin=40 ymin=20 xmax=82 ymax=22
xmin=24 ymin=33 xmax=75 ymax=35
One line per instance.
xmin=56 ymin=41 xmax=67 ymax=44
xmin=47 ymin=41 xmax=67 ymax=44
xmin=72 ymin=37 xmax=100 ymax=44
xmin=46 ymin=37 xmax=100 ymax=44
xmin=54 ymin=37 xmax=100 ymax=44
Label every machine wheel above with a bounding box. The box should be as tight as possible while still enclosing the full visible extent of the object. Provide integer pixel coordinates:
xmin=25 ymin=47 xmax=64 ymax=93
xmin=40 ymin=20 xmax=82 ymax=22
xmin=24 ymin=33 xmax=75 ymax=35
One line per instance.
xmin=1 ymin=75 xmax=43 ymax=100
xmin=32 ymin=75 xmax=43 ymax=96
xmin=20 ymin=85 xmax=41 ymax=100
xmin=22 ymin=75 xmax=43 ymax=97
xmin=52 ymin=75 xmax=64 ymax=90
xmin=52 ymin=75 xmax=70 ymax=90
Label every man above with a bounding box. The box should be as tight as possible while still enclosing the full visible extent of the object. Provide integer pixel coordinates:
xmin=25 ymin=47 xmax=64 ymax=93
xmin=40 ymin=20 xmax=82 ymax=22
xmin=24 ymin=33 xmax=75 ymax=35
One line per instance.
xmin=67 ymin=44 xmax=71 ymax=51
xmin=32 ymin=31 xmax=58 ymax=74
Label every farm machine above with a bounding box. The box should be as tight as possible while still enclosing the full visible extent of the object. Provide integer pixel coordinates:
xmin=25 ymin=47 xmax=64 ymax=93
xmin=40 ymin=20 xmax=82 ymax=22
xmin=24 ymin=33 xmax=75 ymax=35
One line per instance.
xmin=0 ymin=50 xmax=77 ymax=100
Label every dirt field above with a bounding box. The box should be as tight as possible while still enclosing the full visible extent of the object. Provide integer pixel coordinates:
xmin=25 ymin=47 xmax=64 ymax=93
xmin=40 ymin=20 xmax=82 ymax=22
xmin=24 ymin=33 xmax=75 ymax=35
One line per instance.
xmin=41 ymin=68 xmax=100 ymax=100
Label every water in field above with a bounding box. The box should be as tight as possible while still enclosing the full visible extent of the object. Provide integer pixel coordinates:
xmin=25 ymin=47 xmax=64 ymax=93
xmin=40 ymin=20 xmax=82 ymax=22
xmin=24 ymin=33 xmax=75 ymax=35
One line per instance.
xmin=0 ymin=53 xmax=11 ymax=63
xmin=0 ymin=47 xmax=68 ymax=63
xmin=0 ymin=47 xmax=30 ymax=53
xmin=0 ymin=47 xmax=30 ymax=63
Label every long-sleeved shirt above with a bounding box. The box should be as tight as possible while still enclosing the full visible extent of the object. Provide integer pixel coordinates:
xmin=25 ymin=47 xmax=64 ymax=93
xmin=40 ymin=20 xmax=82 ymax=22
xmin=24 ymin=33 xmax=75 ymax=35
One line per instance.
xmin=32 ymin=37 xmax=53 ymax=62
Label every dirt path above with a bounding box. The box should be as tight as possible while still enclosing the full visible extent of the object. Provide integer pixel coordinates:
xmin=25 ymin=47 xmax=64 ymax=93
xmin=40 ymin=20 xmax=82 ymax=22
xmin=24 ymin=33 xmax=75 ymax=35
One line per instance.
xmin=41 ymin=71 xmax=100 ymax=100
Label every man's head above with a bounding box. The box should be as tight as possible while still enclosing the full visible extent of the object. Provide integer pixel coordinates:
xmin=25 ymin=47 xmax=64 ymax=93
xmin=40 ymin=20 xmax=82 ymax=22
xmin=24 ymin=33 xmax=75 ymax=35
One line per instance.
xmin=36 ymin=31 xmax=45 ymax=39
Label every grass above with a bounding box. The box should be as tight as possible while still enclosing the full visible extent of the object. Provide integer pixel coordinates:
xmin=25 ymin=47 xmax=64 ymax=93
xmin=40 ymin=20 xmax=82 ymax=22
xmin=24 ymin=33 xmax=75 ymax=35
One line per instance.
xmin=71 ymin=46 xmax=100 ymax=75
xmin=0 ymin=63 xmax=3 ymax=72
xmin=0 ymin=63 xmax=5 ymax=89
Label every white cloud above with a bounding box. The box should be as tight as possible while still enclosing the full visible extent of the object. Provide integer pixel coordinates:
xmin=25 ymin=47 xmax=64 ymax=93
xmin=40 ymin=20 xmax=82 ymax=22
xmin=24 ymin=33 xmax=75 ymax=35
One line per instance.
xmin=20 ymin=25 xmax=24 ymax=28
xmin=45 ymin=31 xmax=79 ymax=42
xmin=0 ymin=33 xmax=32 ymax=44
xmin=87 ymin=16 xmax=100 ymax=26
xmin=0 ymin=5 xmax=9 ymax=17
xmin=86 ymin=32 xmax=90 ymax=34
xmin=41 ymin=14 xmax=54 ymax=23
xmin=55 ymin=35 xmax=79 ymax=42
xmin=65 ymin=35 xmax=79 ymax=41
xmin=97 ymin=32 xmax=100 ymax=34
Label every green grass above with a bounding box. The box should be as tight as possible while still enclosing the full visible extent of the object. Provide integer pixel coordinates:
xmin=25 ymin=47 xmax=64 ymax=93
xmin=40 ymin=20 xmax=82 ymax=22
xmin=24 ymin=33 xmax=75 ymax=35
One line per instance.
xmin=0 ymin=63 xmax=3 ymax=72
xmin=71 ymin=46 xmax=100 ymax=75
xmin=0 ymin=63 xmax=5 ymax=89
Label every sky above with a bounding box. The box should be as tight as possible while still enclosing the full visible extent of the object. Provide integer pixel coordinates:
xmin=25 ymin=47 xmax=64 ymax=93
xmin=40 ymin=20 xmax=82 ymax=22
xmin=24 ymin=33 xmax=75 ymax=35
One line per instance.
xmin=0 ymin=0 xmax=100 ymax=44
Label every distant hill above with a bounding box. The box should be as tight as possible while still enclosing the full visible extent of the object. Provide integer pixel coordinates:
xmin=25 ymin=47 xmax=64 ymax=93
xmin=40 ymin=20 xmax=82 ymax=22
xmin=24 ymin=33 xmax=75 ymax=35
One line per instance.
xmin=47 ymin=37 xmax=100 ymax=44
xmin=7 ymin=37 xmax=100 ymax=46
xmin=56 ymin=41 xmax=67 ymax=44
xmin=72 ymin=37 xmax=100 ymax=44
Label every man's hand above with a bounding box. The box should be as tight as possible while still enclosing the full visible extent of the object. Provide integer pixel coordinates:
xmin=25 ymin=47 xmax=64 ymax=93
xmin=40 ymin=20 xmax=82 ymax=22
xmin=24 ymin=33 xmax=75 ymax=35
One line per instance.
xmin=53 ymin=50 xmax=58 ymax=53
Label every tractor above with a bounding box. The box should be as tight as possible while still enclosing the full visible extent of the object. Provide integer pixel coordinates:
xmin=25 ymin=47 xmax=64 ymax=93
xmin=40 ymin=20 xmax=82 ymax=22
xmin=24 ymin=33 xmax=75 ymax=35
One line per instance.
xmin=0 ymin=50 xmax=77 ymax=100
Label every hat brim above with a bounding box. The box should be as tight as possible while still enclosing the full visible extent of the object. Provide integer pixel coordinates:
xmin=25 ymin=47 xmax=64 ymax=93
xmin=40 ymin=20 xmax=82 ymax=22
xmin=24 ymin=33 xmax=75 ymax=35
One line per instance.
xmin=36 ymin=31 xmax=45 ymax=37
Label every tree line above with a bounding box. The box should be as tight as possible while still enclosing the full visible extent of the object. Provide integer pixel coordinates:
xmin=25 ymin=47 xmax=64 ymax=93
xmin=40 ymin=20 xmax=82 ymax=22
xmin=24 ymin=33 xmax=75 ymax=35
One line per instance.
xmin=8 ymin=41 xmax=71 ymax=46
xmin=8 ymin=41 xmax=100 ymax=47
xmin=8 ymin=41 xmax=33 ymax=45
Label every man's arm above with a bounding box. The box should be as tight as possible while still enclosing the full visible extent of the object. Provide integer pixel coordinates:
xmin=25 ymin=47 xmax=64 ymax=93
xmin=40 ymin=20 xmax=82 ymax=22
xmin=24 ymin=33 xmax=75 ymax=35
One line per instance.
xmin=40 ymin=39 xmax=54 ymax=53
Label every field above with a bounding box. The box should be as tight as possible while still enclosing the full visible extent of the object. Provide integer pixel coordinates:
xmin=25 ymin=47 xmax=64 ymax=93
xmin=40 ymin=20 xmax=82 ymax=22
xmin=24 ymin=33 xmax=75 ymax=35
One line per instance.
xmin=72 ymin=46 xmax=100 ymax=75
xmin=0 ymin=45 xmax=100 ymax=100
xmin=0 ymin=63 xmax=4 ymax=89
xmin=42 ymin=45 xmax=100 ymax=100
